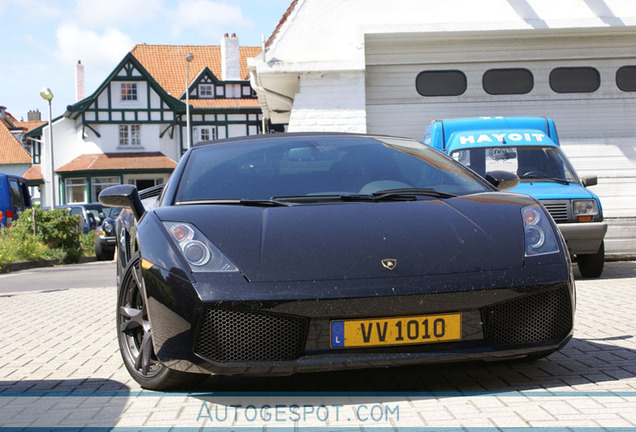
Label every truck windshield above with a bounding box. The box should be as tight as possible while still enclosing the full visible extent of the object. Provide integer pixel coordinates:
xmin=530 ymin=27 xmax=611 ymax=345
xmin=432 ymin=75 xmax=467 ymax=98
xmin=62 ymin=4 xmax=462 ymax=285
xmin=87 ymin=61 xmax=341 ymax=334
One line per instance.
xmin=450 ymin=146 xmax=578 ymax=183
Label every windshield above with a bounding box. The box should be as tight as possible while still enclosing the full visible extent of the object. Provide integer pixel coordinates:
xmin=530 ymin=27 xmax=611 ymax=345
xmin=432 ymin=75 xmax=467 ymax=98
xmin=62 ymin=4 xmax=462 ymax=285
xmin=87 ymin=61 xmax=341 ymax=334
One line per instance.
xmin=176 ymin=136 xmax=491 ymax=202
xmin=450 ymin=146 xmax=578 ymax=182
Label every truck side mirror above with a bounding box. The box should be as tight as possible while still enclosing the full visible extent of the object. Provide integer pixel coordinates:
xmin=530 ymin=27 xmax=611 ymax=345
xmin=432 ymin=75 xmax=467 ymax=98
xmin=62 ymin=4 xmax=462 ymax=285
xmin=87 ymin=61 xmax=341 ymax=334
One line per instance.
xmin=485 ymin=170 xmax=520 ymax=191
xmin=581 ymin=176 xmax=598 ymax=187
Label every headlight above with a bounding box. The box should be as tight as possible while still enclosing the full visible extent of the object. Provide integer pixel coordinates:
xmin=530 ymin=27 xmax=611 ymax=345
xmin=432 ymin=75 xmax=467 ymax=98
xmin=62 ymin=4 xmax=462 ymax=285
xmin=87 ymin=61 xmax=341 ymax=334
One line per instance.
xmin=103 ymin=221 xmax=113 ymax=233
xmin=573 ymin=199 xmax=598 ymax=218
xmin=522 ymin=205 xmax=559 ymax=256
xmin=163 ymin=221 xmax=238 ymax=273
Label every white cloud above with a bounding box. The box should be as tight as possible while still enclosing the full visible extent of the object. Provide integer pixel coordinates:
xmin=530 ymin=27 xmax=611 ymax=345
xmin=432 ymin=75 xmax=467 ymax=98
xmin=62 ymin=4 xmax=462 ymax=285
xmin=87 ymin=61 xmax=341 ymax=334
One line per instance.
xmin=74 ymin=0 xmax=164 ymax=27
xmin=54 ymin=25 xmax=134 ymax=68
xmin=171 ymin=0 xmax=253 ymax=38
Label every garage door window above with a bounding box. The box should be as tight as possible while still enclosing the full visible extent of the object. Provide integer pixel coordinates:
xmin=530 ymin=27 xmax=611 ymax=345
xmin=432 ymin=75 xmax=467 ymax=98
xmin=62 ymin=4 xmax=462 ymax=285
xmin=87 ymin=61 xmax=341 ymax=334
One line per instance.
xmin=483 ymin=68 xmax=534 ymax=95
xmin=550 ymin=67 xmax=600 ymax=93
xmin=416 ymin=70 xmax=467 ymax=97
xmin=616 ymin=66 xmax=636 ymax=92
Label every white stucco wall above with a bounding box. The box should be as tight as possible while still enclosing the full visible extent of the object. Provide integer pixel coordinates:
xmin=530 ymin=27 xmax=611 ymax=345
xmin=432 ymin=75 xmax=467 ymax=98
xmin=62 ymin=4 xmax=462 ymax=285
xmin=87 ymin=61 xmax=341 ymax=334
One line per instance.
xmin=267 ymin=0 xmax=636 ymax=66
xmin=0 ymin=164 xmax=30 ymax=177
xmin=287 ymin=71 xmax=367 ymax=133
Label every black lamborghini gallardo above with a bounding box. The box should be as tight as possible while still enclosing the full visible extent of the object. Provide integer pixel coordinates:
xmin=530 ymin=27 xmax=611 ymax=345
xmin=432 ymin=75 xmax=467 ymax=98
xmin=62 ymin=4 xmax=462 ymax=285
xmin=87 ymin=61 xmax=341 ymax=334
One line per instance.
xmin=100 ymin=133 xmax=574 ymax=390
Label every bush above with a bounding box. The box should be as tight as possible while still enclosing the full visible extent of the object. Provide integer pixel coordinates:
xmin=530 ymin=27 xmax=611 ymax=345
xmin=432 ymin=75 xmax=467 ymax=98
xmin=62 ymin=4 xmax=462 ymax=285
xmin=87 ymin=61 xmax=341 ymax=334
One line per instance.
xmin=10 ymin=206 xmax=83 ymax=263
xmin=80 ymin=231 xmax=97 ymax=257
xmin=0 ymin=224 xmax=53 ymax=270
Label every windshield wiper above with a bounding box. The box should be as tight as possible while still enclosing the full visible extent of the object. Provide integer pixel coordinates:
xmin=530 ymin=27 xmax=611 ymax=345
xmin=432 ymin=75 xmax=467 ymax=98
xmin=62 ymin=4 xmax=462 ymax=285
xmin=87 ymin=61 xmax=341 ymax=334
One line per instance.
xmin=176 ymin=199 xmax=292 ymax=207
xmin=370 ymin=188 xmax=456 ymax=200
xmin=273 ymin=188 xmax=456 ymax=204
xmin=521 ymin=177 xmax=571 ymax=185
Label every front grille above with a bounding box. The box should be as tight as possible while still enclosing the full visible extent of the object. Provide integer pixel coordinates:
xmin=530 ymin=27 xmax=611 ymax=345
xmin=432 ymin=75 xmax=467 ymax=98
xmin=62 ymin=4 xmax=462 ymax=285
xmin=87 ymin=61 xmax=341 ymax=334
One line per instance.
xmin=542 ymin=201 xmax=569 ymax=223
xmin=481 ymin=286 xmax=572 ymax=346
xmin=195 ymin=308 xmax=308 ymax=363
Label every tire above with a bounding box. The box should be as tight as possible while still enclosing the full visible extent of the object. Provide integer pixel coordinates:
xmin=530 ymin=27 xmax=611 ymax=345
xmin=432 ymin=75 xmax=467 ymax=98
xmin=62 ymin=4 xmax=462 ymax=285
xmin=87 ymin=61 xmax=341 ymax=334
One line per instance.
xmin=577 ymin=240 xmax=605 ymax=278
xmin=117 ymin=252 xmax=204 ymax=390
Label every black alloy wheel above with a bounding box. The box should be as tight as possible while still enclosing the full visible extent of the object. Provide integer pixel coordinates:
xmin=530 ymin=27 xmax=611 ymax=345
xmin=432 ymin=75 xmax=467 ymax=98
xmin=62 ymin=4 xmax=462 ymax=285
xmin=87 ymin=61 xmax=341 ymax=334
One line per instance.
xmin=117 ymin=252 xmax=203 ymax=390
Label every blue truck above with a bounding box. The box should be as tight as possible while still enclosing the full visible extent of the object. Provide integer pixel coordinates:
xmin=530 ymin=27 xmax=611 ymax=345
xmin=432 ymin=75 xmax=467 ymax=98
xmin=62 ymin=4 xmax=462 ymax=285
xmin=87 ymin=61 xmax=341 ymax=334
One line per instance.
xmin=0 ymin=173 xmax=32 ymax=228
xmin=424 ymin=117 xmax=607 ymax=278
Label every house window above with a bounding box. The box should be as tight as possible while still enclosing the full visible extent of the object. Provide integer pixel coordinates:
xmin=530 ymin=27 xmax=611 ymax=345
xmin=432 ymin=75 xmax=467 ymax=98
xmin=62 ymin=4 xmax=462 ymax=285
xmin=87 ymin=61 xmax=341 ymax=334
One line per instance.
xmin=616 ymin=66 xmax=636 ymax=92
xmin=416 ymin=70 xmax=467 ymax=97
xmin=65 ymin=178 xmax=87 ymax=203
xmin=32 ymin=140 xmax=41 ymax=164
xmin=91 ymin=176 xmax=120 ymax=203
xmin=483 ymin=68 xmax=534 ymax=95
xmin=225 ymin=84 xmax=241 ymax=98
xmin=197 ymin=126 xmax=216 ymax=143
xmin=550 ymin=67 xmax=600 ymax=93
xmin=121 ymin=83 xmax=137 ymax=101
xmin=200 ymin=84 xmax=214 ymax=98
xmin=119 ymin=125 xmax=141 ymax=146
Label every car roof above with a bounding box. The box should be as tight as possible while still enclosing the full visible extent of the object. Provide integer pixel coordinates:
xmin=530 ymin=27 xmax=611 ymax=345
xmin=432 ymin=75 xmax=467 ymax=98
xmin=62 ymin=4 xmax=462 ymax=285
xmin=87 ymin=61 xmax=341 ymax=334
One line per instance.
xmin=192 ymin=132 xmax=414 ymax=148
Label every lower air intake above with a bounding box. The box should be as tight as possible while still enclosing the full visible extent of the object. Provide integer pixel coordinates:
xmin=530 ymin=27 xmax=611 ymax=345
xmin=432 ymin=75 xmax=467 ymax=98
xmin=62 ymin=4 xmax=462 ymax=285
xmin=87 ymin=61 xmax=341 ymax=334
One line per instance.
xmin=195 ymin=308 xmax=308 ymax=363
xmin=481 ymin=286 xmax=573 ymax=346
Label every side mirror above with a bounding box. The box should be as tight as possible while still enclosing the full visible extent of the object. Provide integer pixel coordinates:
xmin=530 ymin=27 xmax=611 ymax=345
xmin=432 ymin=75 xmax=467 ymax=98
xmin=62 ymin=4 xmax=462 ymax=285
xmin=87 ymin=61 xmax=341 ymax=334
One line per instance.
xmin=99 ymin=185 xmax=145 ymax=220
xmin=581 ymin=176 xmax=598 ymax=187
xmin=485 ymin=170 xmax=520 ymax=191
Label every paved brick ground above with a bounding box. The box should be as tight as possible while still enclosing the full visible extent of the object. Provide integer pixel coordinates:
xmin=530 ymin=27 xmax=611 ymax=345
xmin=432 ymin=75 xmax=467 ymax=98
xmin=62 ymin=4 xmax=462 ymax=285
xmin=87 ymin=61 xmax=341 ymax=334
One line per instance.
xmin=1 ymin=261 xmax=635 ymax=430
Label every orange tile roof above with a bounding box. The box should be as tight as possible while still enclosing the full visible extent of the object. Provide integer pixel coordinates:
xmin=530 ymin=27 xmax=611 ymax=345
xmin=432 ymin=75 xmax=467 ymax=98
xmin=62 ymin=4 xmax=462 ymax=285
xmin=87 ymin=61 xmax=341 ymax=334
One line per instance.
xmin=17 ymin=120 xmax=47 ymax=132
xmin=131 ymin=44 xmax=261 ymax=99
xmin=57 ymin=152 xmax=177 ymax=172
xmin=191 ymin=99 xmax=261 ymax=109
xmin=23 ymin=164 xmax=42 ymax=182
xmin=0 ymin=121 xmax=31 ymax=165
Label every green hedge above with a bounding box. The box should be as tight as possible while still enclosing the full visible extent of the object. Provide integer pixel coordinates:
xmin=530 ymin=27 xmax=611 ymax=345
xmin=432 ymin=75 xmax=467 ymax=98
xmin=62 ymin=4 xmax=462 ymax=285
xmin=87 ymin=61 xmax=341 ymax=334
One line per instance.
xmin=0 ymin=207 xmax=97 ymax=270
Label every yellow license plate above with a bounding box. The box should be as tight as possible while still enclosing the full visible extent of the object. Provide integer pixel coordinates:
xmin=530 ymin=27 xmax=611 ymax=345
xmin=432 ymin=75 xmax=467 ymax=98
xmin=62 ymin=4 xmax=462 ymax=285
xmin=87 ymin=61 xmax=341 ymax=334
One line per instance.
xmin=330 ymin=313 xmax=461 ymax=348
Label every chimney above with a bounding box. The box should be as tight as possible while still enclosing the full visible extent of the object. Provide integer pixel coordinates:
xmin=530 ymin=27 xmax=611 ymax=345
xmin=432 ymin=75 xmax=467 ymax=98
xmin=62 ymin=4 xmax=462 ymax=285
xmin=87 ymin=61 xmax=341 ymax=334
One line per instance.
xmin=75 ymin=60 xmax=85 ymax=101
xmin=0 ymin=106 xmax=6 ymax=120
xmin=27 ymin=110 xmax=42 ymax=121
xmin=221 ymin=33 xmax=240 ymax=81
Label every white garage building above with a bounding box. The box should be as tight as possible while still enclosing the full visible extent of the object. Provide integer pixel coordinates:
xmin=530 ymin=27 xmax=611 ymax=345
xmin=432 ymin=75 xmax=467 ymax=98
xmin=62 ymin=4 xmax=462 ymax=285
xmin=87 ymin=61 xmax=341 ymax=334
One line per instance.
xmin=249 ymin=0 xmax=636 ymax=256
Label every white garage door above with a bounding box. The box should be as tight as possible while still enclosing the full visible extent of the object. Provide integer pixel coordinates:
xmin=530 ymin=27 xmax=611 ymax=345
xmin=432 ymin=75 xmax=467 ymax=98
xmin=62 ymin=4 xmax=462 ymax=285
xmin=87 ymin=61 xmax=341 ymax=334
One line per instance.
xmin=365 ymin=27 xmax=636 ymax=255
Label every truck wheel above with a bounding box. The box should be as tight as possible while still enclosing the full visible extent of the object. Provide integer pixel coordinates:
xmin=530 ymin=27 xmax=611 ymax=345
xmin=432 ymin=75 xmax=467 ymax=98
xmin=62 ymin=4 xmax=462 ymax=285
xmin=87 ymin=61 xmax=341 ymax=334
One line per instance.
xmin=577 ymin=241 xmax=604 ymax=278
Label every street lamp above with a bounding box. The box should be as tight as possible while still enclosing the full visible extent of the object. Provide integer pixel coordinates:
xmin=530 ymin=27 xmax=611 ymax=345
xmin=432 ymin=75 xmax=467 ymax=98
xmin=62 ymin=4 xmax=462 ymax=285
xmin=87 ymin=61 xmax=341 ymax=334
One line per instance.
xmin=40 ymin=87 xmax=56 ymax=208
xmin=185 ymin=53 xmax=194 ymax=151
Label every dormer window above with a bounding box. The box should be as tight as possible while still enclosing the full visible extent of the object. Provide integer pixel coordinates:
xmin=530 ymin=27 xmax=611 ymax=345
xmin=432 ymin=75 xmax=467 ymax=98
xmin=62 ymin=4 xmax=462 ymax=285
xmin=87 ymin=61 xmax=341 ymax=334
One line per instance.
xmin=121 ymin=83 xmax=137 ymax=101
xmin=199 ymin=84 xmax=214 ymax=98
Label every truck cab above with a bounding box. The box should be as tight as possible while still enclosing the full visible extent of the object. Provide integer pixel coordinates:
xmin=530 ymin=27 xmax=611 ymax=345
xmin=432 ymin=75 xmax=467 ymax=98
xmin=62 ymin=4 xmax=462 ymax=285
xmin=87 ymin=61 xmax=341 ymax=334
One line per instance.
xmin=424 ymin=117 xmax=607 ymax=278
xmin=0 ymin=173 xmax=32 ymax=228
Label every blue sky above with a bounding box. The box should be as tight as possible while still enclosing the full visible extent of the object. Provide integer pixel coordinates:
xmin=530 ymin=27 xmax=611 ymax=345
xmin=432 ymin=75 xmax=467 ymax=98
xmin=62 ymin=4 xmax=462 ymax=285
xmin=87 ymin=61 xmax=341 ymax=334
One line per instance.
xmin=0 ymin=0 xmax=291 ymax=121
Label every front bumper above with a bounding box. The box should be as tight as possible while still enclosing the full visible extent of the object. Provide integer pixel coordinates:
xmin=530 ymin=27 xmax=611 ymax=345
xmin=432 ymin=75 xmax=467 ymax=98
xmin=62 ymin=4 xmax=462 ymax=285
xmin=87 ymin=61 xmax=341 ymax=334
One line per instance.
xmin=142 ymin=263 xmax=575 ymax=376
xmin=557 ymin=222 xmax=607 ymax=255
xmin=97 ymin=235 xmax=117 ymax=251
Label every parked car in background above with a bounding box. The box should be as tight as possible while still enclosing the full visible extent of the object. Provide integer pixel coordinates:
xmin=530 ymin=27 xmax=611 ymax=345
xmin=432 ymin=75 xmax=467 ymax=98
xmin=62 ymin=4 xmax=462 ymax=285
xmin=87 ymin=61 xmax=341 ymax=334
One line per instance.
xmin=94 ymin=206 xmax=122 ymax=261
xmin=60 ymin=202 xmax=104 ymax=233
xmin=100 ymin=133 xmax=575 ymax=390
xmin=0 ymin=173 xmax=32 ymax=228
xmin=424 ymin=117 xmax=607 ymax=277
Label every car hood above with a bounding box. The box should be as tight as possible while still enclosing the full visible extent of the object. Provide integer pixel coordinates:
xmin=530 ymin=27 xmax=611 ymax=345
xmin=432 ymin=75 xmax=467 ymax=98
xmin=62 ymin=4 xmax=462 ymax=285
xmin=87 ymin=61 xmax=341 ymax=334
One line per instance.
xmin=155 ymin=194 xmax=527 ymax=282
xmin=511 ymin=181 xmax=597 ymax=200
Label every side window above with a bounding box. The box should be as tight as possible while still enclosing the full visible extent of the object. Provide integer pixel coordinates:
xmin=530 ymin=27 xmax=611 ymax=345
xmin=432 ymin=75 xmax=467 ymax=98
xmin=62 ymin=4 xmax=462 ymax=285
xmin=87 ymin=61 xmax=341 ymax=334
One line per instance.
xmin=9 ymin=179 xmax=26 ymax=210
